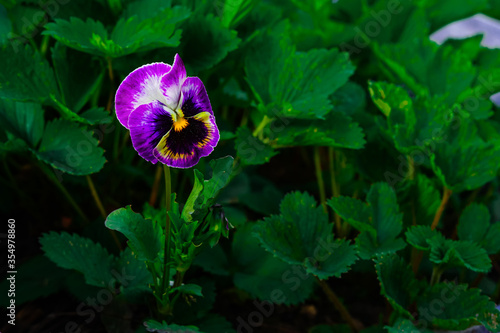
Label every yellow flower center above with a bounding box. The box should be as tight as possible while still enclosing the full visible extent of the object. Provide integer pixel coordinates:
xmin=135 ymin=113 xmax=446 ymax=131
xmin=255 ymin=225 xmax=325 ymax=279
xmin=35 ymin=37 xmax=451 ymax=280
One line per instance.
xmin=173 ymin=117 xmax=188 ymax=132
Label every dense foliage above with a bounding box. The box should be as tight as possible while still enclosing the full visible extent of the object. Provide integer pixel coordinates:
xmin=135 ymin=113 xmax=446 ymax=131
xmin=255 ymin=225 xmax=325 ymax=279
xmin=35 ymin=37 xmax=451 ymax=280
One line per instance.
xmin=2 ymin=0 xmax=500 ymax=332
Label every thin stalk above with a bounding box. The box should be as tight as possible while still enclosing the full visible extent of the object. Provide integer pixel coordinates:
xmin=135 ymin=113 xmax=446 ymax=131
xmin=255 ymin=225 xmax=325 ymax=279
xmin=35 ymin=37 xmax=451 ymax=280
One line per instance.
xmin=106 ymin=57 xmax=115 ymax=112
xmin=430 ymin=266 xmax=443 ymax=286
xmin=328 ymin=148 xmax=342 ymax=235
xmin=161 ymin=165 xmax=172 ymax=302
xmin=149 ymin=165 xmax=164 ymax=207
xmin=252 ymin=115 xmax=272 ymax=138
xmin=40 ymin=35 xmax=50 ymax=56
xmin=317 ymin=278 xmax=360 ymax=332
xmin=407 ymin=155 xmax=415 ymax=180
xmin=86 ymin=175 xmax=122 ymax=250
xmin=39 ymin=163 xmax=89 ymax=223
xmin=239 ymin=108 xmax=249 ymax=127
xmin=430 ymin=187 xmax=452 ymax=230
xmin=314 ymin=147 xmax=327 ymax=213
xmin=86 ymin=175 xmax=107 ymax=218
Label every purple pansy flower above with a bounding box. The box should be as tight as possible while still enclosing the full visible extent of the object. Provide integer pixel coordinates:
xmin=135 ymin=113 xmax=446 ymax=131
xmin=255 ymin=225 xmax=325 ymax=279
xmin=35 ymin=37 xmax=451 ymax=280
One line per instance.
xmin=115 ymin=54 xmax=219 ymax=168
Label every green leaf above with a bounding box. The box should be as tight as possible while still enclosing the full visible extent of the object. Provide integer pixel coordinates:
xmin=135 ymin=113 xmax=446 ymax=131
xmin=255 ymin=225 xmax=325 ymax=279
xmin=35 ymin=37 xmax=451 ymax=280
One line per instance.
xmin=385 ymin=318 xmax=433 ymax=333
xmin=33 ymin=119 xmax=106 ymax=175
xmin=182 ymin=170 xmax=204 ymax=222
xmin=245 ymin=22 xmax=355 ymax=119
xmin=368 ymin=182 xmax=403 ymax=243
xmin=178 ymin=14 xmax=240 ymax=72
xmin=51 ymin=43 xmax=105 ymax=113
xmin=0 ymin=255 xmax=66 ymax=307
xmin=43 ymin=2 xmax=189 ymax=58
xmin=219 ymin=0 xmax=257 ymax=28
xmin=483 ymin=223 xmax=500 ymax=255
xmin=329 ymin=183 xmax=406 ymax=259
xmin=412 ymin=174 xmax=440 ymax=225
xmin=0 ymin=100 xmax=44 ymax=147
xmin=429 ymin=237 xmax=492 ymax=273
xmin=40 ymin=232 xmax=115 ymax=288
xmin=373 ymin=38 xmax=476 ymax=106
xmin=0 ymin=44 xmax=60 ymax=103
xmin=457 ymin=203 xmax=500 ymax=255
xmin=457 ymin=203 xmax=490 ymax=244
xmin=274 ymin=110 xmax=366 ymax=149
xmin=253 ymin=192 xmax=357 ymax=279
xmin=431 ymin=120 xmax=500 ymax=193
xmin=171 ymin=284 xmax=203 ymax=297
xmin=417 ymin=283 xmax=500 ymax=331
xmin=421 ymin=0 xmax=489 ymax=30
xmin=233 ymin=224 xmax=315 ymax=305
xmin=327 ymin=196 xmax=374 ymax=235
xmin=368 ymin=81 xmax=413 ymax=118
xmin=173 ymin=278 xmax=216 ymax=322
xmin=405 ymin=225 xmax=438 ymax=251
xmin=203 ymin=156 xmax=234 ymax=201
xmin=235 ymin=127 xmax=277 ymax=165
xmin=105 ymin=206 xmax=163 ymax=262
xmin=375 ymin=254 xmax=419 ymax=318
xmin=115 ymin=247 xmax=152 ymax=298
xmin=182 ymin=156 xmax=234 ymax=223
xmin=79 ymin=107 xmax=113 ymax=125
xmin=144 ymin=320 xmax=200 ymax=333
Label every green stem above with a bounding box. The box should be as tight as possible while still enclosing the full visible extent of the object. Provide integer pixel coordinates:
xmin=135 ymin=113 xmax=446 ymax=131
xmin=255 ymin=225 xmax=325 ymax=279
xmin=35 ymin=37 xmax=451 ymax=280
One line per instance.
xmin=39 ymin=163 xmax=89 ymax=223
xmin=328 ymin=148 xmax=342 ymax=235
xmin=40 ymin=34 xmax=50 ymax=56
xmin=317 ymin=278 xmax=360 ymax=332
xmin=86 ymin=175 xmax=106 ymax=218
xmin=314 ymin=147 xmax=327 ymax=213
xmin=430 ymin=265 xmax=443 ymax=286
xmin=252 ymin=115 xmax=272 ymax=138
xmin=430 ymin=187 xmax=452 ymax=231
xmin=161 ymin=165 xmax=172 ymax=304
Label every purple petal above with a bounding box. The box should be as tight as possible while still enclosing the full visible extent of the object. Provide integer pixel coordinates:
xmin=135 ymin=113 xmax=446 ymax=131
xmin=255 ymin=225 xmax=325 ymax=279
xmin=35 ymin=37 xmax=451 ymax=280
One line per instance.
xmin=153 ymin=112 xmax=219 ymax=168
xmin=160 ymin=54 xmax=187 ymax=111
xmin=128 ymin=101 xmax=174 ymax=163
xmin=179 ymin=77 xmax=213 ymax=117
xmin=115 ymin=63 xmax=172 ymax=129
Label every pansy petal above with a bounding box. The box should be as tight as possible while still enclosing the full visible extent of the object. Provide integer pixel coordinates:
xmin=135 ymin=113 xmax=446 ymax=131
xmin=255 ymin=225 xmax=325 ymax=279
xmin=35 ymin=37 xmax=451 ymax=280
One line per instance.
xmin=115 ymin=63 xmax=171 ymax=128
xmin=179 ymin=77 xmax=213 ymax=117
xmin=191 ymin=111 xmax=220 ymax=153
xmin=128 ymin=101 xmax=174 ymax=163
xmin=160 ymin=54 xmax=187 ymax=110
xmin=153 ymin=112 xmax=219 ymax=168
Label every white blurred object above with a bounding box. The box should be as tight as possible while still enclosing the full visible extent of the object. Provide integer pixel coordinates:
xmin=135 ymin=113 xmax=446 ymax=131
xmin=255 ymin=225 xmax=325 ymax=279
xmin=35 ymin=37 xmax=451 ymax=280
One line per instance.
xmin=431 ymin=14 xmax=500 ymax=48
xmin=430 ymin=14 xmax=500 ymax=106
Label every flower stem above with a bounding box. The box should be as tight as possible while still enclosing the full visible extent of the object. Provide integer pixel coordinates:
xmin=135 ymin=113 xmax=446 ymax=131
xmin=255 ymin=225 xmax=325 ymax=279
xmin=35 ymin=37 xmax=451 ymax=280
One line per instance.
xmin=161 ymin=165 xmax=172 ymax=305
xmin=317 ymin=277 xmax=360 ymax=332
xmin=314 ymin=147 xmax=327 ymax=213
xmin=431 ymin=187 xmax=452 ymax=231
